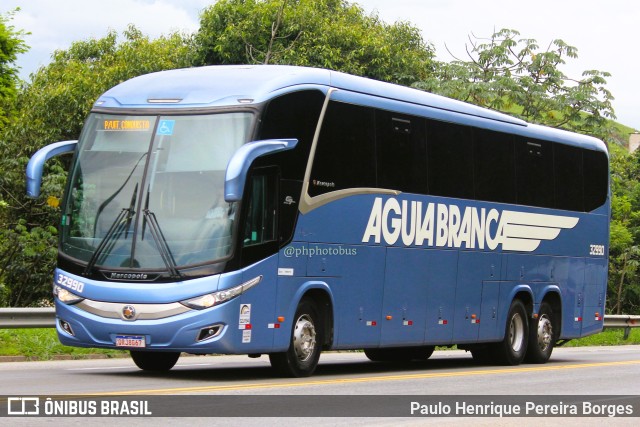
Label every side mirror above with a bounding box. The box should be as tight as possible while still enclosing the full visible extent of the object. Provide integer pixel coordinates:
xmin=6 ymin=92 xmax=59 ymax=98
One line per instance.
xmin=224 ymin=139 xmax=297 ymax=202
xmin=26 ymin=140 xmax=78 ymax=198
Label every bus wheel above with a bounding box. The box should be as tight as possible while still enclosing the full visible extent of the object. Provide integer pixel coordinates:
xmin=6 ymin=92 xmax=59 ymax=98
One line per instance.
xmin=364 ymin=346 xmax=434 ymax=362
xmin=130 ymin=351 xmax=180 ymax=371
xmin=493 ymin=299 xmax=528 ymax=365
xmin=269 ymin=299 xmax=322 ymax=377
xmin=525 ymin=302 xmax=556 ymax=363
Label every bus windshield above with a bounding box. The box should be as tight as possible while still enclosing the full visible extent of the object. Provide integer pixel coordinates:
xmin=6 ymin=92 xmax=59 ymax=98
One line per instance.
xmin=61 ymin=112 xmax=253 ymax=273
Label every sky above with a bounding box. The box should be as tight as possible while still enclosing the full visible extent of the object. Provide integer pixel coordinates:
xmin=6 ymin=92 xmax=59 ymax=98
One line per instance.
xmin=2 ymin=0 xmax=639 ymax=132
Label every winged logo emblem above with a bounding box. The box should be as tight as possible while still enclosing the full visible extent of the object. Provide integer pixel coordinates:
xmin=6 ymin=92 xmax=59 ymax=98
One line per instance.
xmin=499 ymin=211 xmax=579 ymax=252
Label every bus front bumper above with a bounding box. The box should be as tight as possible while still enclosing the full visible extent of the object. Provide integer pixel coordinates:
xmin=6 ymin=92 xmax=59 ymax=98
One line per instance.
xmin=53 ymin=297 xmax=272 ymax=354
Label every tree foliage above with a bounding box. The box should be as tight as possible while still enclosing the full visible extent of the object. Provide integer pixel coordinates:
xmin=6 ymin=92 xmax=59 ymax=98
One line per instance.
xmin=417 ymin=28 xmax=640 ymax=312
xmin=417 ymin=29 xmax=617 ymax=143
xmin=195 ymin=0 xmax=435 ymax=85
xmin=608 ymin=144 xmax=640 ymax=314
xmin=0 ymin=26 xmax=194 ymax=306
xmin=0 ymin=4 xmax=637 ymax=315
xmin=0 ymin=8 xmax=29 ymax=130
xmin=0 ymin=1 xmax=434 ymax=306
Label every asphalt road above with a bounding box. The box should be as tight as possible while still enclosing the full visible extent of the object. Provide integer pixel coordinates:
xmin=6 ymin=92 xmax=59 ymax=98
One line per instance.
xmin=1 ymin=346 xmax=639 ymax=425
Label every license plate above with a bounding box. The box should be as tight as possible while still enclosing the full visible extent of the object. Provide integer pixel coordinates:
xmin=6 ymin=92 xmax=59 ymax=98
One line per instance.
xmin=115 ymin=335 xmax=146 ymax=348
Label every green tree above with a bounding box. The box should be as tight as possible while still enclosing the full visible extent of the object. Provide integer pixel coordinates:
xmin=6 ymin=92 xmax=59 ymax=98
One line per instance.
xmin=0 ymin=8 xmax=28 ymax=130
xmin=417 ymin=29 xmax=616 ymax=143
xmin=608 ymin=144 xmax=640 ymax=314
xmin=419 ymin=28 xmax=640 ymax=312
xmin=0 ymin=0 xmax=434 ymax=306
xmin=0 ymin=27 xmax=194 ymax=306
xmin=195 ymin=0 xmax=434 ymax=85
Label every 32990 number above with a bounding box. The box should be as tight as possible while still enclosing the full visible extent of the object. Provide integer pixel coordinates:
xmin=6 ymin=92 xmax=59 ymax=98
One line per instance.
xmin=56 ymin=273 xmax=85 ymax=293
xmin=589 ymin=244 xmax=605 ymax=256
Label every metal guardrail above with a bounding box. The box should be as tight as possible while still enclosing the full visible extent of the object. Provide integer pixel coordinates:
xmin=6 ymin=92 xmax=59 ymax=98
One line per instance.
xmin=1 ymin=308 xmax=639 ymax=337
xmin=0 ymin=308 xmax=56 ymax=328
xmin=602 ymin=314 xmax=640 ymax=339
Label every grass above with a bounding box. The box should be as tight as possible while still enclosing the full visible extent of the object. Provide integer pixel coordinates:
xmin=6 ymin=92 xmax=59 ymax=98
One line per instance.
xmin=610 ymin=118 xmax=637 ymax=135
xmin=0 ymin=327 xmax=638 ymax=361
xmin=0 ymin=328 xmax=124 ymax=360
xmin=563 ymin=327 xmax=640 ymax=347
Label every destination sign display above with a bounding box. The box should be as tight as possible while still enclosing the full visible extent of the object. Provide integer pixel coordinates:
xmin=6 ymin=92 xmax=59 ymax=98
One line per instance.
xmin=100 ymin=119 xmax=151 ymax=131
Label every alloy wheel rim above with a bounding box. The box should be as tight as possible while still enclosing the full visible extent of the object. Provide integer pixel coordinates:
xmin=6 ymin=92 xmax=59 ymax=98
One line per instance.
xmin=293 ymin=314 xmax=316 ymax=362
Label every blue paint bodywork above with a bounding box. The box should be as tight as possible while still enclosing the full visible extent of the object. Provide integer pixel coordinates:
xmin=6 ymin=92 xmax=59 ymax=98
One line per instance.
xmin=32 ymin=65 xmax=608 ymax=355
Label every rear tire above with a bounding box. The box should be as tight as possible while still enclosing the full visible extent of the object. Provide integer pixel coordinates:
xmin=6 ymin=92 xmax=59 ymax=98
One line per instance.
xmin=269 ymin=299 xmax=322 ymax=377
xmin=525 ymin=301 xmax=556 ymax=363
xmin=492 ymin=299 xmax=529 ymax=365
xmin=130 ymin=351 xmax=180 ymax=371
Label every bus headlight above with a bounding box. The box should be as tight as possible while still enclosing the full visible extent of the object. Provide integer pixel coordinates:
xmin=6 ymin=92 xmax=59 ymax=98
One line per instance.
xmin=53 ymin=285 xmax=85 ymax=304
xmin=180 ymin=275 xmax=262 ymax=310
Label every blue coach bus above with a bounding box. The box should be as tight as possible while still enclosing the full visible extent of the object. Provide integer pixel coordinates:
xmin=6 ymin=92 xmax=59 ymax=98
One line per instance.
xmin=27 ymin=65 xmax=609 ymax=377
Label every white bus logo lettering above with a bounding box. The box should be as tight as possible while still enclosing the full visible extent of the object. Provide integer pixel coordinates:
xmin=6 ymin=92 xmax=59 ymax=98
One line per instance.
xmin=362 ymin=197 xmax=579 ymax=252
xmin=57 ymin=273 xmax=85 ymax=293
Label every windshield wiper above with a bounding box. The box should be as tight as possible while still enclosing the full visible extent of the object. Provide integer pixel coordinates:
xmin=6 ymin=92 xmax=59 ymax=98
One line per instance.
xmin=142 ymin=209 xmax=181 ymax=279
xmin=92 ymin=152 xmax=146 ymax=238
xmin=83 ymin=184 xmax=138 ymax=276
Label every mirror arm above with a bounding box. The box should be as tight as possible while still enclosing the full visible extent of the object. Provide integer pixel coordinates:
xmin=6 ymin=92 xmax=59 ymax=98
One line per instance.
xmin=26 ymin=140 xmax=78 ymax=198
xmin=224 ymin=139 xmax=298 ymax=202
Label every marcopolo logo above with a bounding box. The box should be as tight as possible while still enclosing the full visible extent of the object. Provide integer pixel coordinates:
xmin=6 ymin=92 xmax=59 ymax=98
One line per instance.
xmin=362 ymin=197 xmax=579 ymax=252
xmin=102 ymin=272 xmax=159 ymax=281
xmin=312 ymin=179 xmax=335 ymax=188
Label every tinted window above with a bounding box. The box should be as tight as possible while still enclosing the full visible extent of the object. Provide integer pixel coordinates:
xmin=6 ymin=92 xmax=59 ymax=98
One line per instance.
xmin=243 ymin=173 xmax=277 ymax=246
xmin=241 ymin=169 xmax=279 ymax=267
xmin=516 ymin=138 xmax=554 ymax=208
xmin=376 ymin=111 xmax=428 ymax=193
xmin=427 ymin=120 xmax=474 ymax=199
xmin=303 ymin=100 xmax=608 ymax=212
xmin=583 ymin=149 xmax=609 ymax=211
xmin=309 ymin=101 xmax=376 ymax=197
xmin=474 ymin=129 xmax=515 ymax=203
xmin=258 ymin=90 xmax=325 ymax=180
xmin=554 ymin=144 xmax=584 ymax=211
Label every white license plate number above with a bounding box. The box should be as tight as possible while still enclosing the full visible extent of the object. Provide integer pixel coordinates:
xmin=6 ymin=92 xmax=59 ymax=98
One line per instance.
xmin=115 ymin=335 xmax=146 ymax=348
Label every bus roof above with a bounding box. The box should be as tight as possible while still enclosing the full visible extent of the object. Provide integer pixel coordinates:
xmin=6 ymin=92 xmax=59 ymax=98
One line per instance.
xmin=96 ymin=65 xmax=521 ymax=124
xmin=95 ymin=65 xmax=606 ymax=153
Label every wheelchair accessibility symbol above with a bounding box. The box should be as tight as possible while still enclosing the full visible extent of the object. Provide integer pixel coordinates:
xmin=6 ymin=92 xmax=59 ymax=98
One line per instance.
xmin=157 ymin=120 xmax=175 ymax=135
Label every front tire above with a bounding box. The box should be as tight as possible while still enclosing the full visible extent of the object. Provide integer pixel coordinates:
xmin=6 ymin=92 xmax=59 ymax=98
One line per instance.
xmin=269 ymin=299 xmax=322 ymax=377
xmin=492 ymin=299 xmax=529 ymax=365
xmin=525 ymin=301 xmax=556 ymax=363
xmin=130 ymin=351 xmax=180 ymax=371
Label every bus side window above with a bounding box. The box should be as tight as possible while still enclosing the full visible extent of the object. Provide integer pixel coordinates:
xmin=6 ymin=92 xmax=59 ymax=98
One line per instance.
xmin=243 ymin=173 xmax=277 ymax=247
xmin=258 ymin=90 xmax=325 ymax=181
xmin=309 ymin=101 xmax=376 ymax=197
xmin=474 ymin=128 xmax=516 ymax=204
xmin=515 ymin=138 xmax=554 ymax=208
xmin=555 ymin=144 xmax=584 ymax=211
xmin=376 ymin=111 xmax=428 ymax=194
xmin=583 ymin=148 xmax=609 ymax=211
xmin=426 ymin=120 xmax=474 ymax=200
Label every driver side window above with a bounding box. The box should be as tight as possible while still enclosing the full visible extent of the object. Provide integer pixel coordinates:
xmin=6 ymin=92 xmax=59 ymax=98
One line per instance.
xmin=243 ymin=173 xmax=277 ymax=247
